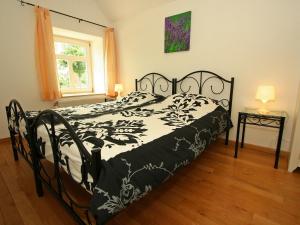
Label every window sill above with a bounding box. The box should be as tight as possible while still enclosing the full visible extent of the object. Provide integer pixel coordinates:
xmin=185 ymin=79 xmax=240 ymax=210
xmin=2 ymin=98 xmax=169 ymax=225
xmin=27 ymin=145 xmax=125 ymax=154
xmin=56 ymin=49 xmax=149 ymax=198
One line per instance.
xmin=62 ymin=92 xmax=105 ymax=98
xmin=55 ymin=92 xmax=107 ymax=107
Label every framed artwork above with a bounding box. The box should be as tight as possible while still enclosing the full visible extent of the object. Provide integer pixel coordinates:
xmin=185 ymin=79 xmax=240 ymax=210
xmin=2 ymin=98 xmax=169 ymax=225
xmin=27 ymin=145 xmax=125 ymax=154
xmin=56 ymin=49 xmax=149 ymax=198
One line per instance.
xmin=164 ymin=11 xmax=191 ymax=53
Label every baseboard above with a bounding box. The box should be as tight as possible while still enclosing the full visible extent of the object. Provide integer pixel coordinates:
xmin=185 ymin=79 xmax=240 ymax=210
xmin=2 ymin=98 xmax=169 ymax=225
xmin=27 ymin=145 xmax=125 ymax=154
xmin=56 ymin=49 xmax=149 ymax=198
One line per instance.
xmin=0 ymin=137 xmax=10 ymax=144
xmin=217 ymin=138 xmax=289 ymax=157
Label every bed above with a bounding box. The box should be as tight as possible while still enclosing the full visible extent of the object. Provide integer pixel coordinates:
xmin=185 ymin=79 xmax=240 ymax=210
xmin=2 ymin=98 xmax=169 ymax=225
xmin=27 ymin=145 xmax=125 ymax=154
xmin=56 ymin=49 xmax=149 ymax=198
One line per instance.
xmin=6 ymin=71 xmax=234 ymax=225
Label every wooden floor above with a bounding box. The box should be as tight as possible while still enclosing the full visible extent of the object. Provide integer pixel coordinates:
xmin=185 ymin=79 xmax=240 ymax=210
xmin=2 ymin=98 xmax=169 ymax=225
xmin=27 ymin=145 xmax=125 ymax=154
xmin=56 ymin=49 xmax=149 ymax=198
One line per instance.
xmin=0 ymin=140 xmax=300 ymax=225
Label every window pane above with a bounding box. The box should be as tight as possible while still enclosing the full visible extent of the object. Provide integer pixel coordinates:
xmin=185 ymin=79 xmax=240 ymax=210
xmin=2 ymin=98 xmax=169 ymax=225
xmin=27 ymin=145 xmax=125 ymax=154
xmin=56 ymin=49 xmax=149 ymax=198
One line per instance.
xmin=55 ymin=42 xmax=87 ymax=56
xmin=72 ymin=61 xmax=89 ymax=89
xmin=56 ymin=59 xmax=70 ymax=89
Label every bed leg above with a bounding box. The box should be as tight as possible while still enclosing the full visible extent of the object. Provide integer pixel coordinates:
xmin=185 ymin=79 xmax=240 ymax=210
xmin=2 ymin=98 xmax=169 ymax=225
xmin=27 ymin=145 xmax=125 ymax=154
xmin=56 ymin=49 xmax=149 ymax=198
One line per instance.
xmin=6 ymin=106 xmax=19 ymax=161
xmin=34 ymin=171 xmax=44 ymax=197
xmin=32 ymin=159 xmax=44 ymax=197
xmin=225 ymin=130 xmax=230 ymax=145
xmin=9 ymin=130 xmax=19 ymax=161
xmin=30 ymin=131 xmax=44 ymax=197
xmin=32 ymin=151 xmax=44 ymax=197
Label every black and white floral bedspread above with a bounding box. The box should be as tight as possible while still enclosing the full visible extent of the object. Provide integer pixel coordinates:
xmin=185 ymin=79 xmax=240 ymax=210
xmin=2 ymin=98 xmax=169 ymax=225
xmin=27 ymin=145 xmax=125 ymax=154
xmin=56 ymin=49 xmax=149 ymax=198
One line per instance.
xmin=33 ymin=93 xmax=231 ymax=224
xmin=86 ymin=95 xmax=231 ymax=224
xmin=25 ymin=91 xmax=164 ymax=121
xmin=17 ymin=91 xmax=163 ymax=138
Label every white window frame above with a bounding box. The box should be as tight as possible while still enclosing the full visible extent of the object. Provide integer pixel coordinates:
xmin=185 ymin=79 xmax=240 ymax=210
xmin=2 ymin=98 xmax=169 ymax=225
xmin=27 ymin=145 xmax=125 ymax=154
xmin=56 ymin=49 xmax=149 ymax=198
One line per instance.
xmin=54 ymin=35 xmax=94 ymax=94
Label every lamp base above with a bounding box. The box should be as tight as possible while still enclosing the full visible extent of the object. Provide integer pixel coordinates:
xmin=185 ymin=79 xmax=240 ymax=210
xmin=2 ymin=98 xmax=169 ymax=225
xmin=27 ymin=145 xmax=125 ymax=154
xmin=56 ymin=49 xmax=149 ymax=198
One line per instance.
xmin=257 ymin=108 xmax=270 ymax=114
xmin=116 ymin=92 xmax=122 ymax=100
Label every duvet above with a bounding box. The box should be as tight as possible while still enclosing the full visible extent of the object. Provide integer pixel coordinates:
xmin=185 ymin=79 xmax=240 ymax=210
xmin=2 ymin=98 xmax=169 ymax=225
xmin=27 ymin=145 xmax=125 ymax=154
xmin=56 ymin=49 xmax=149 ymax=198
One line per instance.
xmin=33 ymin=92 xmax=231 ymax=224
xmin=91 ymin=103 xmax=229 ymax=224
xmin=14 ymin=91 xmax=163 ymax=139
xmin=10 ymin=91 xmax=230 ymax=224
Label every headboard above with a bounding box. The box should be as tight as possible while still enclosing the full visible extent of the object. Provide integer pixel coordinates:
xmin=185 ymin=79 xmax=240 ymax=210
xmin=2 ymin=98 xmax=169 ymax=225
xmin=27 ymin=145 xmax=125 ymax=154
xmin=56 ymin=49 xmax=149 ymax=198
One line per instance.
xmin=135 ymin=73 xmax=175 ymax=96
xmin=174 ymin=70 xmax=234 ymax=117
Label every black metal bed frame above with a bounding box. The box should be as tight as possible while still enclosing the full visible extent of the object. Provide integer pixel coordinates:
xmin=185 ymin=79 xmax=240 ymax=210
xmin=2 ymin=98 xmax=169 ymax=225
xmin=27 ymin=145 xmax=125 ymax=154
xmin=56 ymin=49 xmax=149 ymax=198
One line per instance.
xmin=6 ymin=71 xmax=234 ymax=225
xmin=135 ymin=72 xmax=175 ymax=95
xmin=6 ymin=100 xmax=33 ymax=163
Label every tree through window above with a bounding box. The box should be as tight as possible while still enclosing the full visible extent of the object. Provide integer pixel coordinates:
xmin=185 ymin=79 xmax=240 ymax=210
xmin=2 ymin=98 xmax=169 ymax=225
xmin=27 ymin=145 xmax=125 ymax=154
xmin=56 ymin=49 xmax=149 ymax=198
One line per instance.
xmin=54 ymin=36 xmax=93 ymax=94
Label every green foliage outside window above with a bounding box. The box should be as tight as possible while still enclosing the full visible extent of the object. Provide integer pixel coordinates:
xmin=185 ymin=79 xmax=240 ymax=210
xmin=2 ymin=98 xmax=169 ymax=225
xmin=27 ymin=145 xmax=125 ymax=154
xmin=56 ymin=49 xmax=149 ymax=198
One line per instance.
xmin=58 ymin=45 xmax=88 ymax=88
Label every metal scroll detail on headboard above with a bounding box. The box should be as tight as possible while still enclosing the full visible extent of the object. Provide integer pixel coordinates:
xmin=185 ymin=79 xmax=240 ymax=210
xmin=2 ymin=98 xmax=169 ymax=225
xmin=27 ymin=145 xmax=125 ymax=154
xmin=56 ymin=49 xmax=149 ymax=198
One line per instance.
xmin=174 ymin=70 xmax=234 ymax=146
xmin=174 ymin=70 xmax=234 ymax=115
xmin=135 ymin=73 xmax=175 ymax=95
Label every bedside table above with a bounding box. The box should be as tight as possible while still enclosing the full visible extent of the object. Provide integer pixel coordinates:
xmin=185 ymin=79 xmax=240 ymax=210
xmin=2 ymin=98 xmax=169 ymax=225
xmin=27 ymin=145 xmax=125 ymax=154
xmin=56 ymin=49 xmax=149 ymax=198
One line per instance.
xmin=104 ymin=96 xmax=116 ymax=102
xmin=234 ymin=108 xmax=287 ymax=169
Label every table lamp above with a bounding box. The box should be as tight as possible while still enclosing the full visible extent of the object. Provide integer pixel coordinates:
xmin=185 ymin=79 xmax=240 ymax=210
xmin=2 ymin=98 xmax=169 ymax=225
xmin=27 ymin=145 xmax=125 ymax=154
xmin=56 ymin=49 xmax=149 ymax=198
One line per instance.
xmin=255 ymin=85 xmax=275 ymax=114
xmin=114 ymin=84 xmax=123 ymax=100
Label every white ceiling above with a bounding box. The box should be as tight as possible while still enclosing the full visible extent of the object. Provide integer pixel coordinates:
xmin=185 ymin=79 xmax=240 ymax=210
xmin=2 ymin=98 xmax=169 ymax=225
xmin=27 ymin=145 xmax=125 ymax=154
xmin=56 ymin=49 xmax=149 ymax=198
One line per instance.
xmin=96 ymin=0 xmax=175 ymax=22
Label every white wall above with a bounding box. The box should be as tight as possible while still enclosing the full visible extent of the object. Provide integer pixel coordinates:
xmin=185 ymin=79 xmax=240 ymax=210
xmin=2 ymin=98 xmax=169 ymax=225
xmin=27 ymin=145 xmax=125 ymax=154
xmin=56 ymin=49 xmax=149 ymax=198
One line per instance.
xmin=0 ymin=0 xmax=111 ymax=139
xmin=115 ymin=0 xmax=300 ymax=150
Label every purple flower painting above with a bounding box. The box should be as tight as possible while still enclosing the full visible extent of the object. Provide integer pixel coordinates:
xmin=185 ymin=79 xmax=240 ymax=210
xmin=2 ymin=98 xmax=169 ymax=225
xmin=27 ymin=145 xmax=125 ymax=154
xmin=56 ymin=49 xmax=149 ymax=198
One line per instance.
xmin=165 ymin=11 xmax=191 ymax=53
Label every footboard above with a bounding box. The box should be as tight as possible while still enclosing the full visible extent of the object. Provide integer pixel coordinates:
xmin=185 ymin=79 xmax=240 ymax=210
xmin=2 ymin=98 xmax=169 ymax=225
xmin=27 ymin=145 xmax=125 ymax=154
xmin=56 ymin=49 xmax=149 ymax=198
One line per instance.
xmin=30 ymin=110 xmax=101 ymax=225
xmin=6 ymin=99 xmax=32 ymax=163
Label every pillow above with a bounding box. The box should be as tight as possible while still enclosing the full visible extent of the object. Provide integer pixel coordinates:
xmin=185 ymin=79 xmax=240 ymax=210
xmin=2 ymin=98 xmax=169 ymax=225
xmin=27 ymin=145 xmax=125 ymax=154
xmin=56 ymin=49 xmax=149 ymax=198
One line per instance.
xmin=116 ymin=91 xmax=165 ymax=106
xmin=162 ymin=93 xmax=217 ymax=107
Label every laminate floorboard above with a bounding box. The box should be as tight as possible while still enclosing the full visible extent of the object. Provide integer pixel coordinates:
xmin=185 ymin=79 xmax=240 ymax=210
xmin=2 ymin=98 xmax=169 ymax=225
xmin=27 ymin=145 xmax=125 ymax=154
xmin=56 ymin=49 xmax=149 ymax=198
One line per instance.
xmin=0 ymin=140 xmax=299 ymax=225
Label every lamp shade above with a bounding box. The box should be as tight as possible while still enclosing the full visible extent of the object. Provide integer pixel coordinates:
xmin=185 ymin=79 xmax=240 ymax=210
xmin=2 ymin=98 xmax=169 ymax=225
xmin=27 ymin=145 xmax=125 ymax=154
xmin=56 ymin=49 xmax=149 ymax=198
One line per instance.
xmin=256 ymin=85 xmax=276 ymax=103
xmin=114 ymin=84 xmax=123 ymax=92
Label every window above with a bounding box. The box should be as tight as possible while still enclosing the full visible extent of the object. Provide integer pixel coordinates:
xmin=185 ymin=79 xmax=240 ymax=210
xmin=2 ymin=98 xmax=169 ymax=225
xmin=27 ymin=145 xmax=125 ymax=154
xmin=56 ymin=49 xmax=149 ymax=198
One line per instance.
xmin=54 ymin=36 xmax=93 ymax=94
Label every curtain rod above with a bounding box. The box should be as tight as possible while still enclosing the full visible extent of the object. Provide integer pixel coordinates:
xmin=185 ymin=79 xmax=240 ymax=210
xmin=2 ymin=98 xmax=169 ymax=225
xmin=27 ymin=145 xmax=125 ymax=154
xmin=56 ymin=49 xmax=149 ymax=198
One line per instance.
xmin=18 ymin=0 xmax=108 ymax=29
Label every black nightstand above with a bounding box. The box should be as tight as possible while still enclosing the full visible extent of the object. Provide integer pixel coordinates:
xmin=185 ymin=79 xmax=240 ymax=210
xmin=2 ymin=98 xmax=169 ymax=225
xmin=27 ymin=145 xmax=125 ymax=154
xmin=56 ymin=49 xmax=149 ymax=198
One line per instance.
xmin=104 ymin=96 xmax=116 ymax=102
xmin=234 ymin=109 xmax=287 ymax=169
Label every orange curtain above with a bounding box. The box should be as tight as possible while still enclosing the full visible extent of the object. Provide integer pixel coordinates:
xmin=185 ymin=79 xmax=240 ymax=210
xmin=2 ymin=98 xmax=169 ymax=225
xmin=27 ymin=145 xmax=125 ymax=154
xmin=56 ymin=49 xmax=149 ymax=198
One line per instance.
xmin=35 ymin=6 xmax=61 ymax=101
xmin=104 ymin=28 xmax=118 ymax=97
